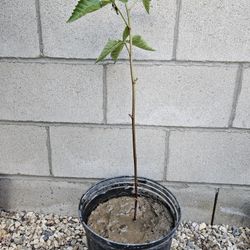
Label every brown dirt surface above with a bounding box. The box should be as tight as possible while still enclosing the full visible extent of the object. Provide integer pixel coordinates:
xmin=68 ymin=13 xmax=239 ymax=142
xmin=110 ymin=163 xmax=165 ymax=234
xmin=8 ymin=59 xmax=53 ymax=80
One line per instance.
xmin=87 ymin=196 xmax=174 ymax=244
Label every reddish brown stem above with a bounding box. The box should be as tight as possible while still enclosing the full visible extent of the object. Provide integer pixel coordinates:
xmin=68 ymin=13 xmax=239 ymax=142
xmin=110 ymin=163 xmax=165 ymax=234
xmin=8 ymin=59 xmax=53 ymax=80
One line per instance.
xmin=126 ymin=4 xmax=138 ymax=221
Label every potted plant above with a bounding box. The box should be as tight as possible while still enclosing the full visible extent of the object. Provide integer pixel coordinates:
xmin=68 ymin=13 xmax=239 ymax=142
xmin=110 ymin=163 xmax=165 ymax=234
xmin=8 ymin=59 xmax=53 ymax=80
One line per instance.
xmin=67 ymin=0 xmax=181 ymax=249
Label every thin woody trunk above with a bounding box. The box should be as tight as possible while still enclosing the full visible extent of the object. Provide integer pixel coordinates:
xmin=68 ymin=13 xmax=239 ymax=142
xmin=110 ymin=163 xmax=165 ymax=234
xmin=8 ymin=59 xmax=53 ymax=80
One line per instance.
xmin=126 ymin=5 xmax=138 ymax=221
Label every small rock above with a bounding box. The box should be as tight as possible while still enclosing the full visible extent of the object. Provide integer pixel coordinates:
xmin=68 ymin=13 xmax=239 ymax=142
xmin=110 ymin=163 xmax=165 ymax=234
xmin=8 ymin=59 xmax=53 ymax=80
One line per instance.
xmin=0 ymin=229 xmax=8 ymax=238
xmin=199 ymin=223 xmax=207 ymax=231
xmin=46 ymin=220 xmax=54 ymax=226
xmin=54 ymin=240 xmax=59 ymax=248
xmin=33 ymin=239 xmax=39 ymax=244
xmin=14 ymin=222 xmax=21 ymax=228
xmin=14 ymin=236 xmax=23 ymax=245
xmin=232 ymin=226 xmax=241 ymax=237
xmin=71 ymin=239 xmax=77 ymax=245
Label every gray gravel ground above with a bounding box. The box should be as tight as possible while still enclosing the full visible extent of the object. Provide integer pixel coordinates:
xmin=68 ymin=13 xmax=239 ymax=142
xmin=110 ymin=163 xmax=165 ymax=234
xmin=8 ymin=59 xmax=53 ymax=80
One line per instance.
xmin=0 ymin=210 xmax=249 ymax=250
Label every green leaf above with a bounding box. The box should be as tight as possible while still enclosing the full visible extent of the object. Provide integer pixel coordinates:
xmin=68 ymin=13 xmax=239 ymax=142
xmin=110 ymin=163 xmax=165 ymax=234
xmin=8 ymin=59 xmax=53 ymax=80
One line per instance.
xmin=119 ymin=0 xmax=128 ymax=3
xmin=142 ymin=0 xmax=151 ymax=14
xmin=111 ymin=42 xmax=124 ymax=62
xmin=123 ymin=26 xmax=129 ymax=41
xmin=67 ymin=0 xmax=111 ymax=23
xmin=101 ymin=0 xmax=112 ymax=6
xmin=96 ymin=40 xmax=123 ymax=63
xmin=132 ymin=35 xmax=155 ymax=51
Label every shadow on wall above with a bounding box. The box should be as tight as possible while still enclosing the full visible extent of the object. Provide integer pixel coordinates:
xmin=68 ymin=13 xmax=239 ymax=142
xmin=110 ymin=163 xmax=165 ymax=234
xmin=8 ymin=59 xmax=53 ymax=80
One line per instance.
xmin=0 ymin=177 xmax=94 ymax=217
xmin=0 ymin=178 xmax=11 ymax=211
xmin=1 ymin=177 xmax=250 ymax=227
xmin=217 ymin=199 xmax=250 ymax=227
xmin=241 ymin=202 xmax=250 ymax=226
xmin=225 ymin=202 xmax=250 ymax=227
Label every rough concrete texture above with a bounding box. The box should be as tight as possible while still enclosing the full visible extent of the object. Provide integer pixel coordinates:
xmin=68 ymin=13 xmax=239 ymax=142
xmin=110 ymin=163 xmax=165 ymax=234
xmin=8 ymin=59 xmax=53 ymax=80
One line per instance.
xmin=177 ymin=0 xmax=250 ymax=61
xmin=233 ymin=67 xmax=250 ymax=128
xmin=167 ymin=130 xmax=250 ymax=185
xmin=0 ymin=0 xmax=40 ymax=57
xmin=214 ymin=188 xmax=250 ymax=227
xmin=0 ymin=176 xmax=219 ymax=224
xmin=107 ymin=64 xmax=237 ymax=127
xmin=50 ymin=126 xmax=166 ymax=180
xmin=40 ymin=0 xmax=176 ymax=60
xmin=0 ymin=62 xmax=103 ymax=123
xmin=0 ymin=125 xmax=49 ymax=176
xmin=163 ymin=183 xmax=216 ymax=223
xmin=0 ymin=0 xmax=250 ymax=227
xmin=0 ymin=177 xmax=94 ymax=216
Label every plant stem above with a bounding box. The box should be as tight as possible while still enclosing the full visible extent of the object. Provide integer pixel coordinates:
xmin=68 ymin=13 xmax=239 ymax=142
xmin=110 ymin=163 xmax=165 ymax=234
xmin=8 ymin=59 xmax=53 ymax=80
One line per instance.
xmin=126 ymin=3 xmax=138 ymax=221
xmin=111 ymin=1 xmax=129 ymax=27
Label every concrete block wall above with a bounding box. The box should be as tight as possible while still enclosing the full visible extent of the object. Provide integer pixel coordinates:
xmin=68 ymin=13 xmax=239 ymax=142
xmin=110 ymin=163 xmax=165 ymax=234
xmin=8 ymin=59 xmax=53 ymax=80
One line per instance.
xmin=0 ymin=0 xmax=250 ymax=226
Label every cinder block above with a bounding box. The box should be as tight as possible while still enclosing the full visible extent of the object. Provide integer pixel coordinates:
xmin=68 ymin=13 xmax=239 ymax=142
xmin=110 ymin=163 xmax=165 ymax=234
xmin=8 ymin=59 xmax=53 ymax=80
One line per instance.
xmin=107 ymin=64 xmax=237 ymax=127
xmin=40 ymin=0 xmax=176 ymax=60
xmin=0 ymin=125 xmax=49 ymax=176
xmin=233 ymin=67 xmax=250 ymax=128
xmin=50 ymin=126 xmax=166 ymax=180
xmin=214 ymin=188 xmax=250 ymax=227
xmin=167 ymin=130 xmax=250 ymax=185
xmin=0 ymin=0 xmax=40 ymax=57
xmin=0 ymin=62 xmax=103 ymax=123
xmin=0 ymin=177 xmax=94 ymax=216
xmin=177 ymin=0 xmax=250 ymax=61
xmin=163 ymin=183 xmax=216 ymax=223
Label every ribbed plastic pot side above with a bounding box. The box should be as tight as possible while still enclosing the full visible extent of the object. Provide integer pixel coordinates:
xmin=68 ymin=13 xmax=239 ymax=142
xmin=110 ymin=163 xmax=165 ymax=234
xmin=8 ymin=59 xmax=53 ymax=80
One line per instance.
xmin=79 ymin=176 xmax=181 ymax=250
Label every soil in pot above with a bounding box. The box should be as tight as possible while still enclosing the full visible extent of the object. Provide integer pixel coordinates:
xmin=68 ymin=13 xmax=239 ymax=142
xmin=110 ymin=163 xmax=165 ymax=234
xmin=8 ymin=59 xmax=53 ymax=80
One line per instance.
xmin=87 ymin=196 xmax=174 ymax=244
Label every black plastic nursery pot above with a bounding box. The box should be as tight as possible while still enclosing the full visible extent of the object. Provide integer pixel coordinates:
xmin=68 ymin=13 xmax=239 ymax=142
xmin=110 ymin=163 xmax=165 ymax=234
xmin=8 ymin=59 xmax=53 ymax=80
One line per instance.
xmin=79 ymin=176 xmax=181 ymax=250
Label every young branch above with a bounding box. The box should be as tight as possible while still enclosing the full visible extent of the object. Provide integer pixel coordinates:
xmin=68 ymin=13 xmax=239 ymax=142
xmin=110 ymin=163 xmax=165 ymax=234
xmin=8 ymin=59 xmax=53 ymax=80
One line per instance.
xmin=111 ymin=1 xmax=129 ymax=27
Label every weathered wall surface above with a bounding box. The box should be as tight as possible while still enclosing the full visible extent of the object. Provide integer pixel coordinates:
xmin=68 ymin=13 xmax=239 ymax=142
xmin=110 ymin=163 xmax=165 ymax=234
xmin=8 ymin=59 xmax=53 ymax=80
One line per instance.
xmin=0 ymin=0 xmax=249 ymax=225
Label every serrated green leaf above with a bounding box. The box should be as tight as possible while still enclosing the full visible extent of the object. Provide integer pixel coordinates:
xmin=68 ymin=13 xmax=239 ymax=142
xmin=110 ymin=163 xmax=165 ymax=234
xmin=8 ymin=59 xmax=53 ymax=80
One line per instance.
xmin=67 ymin=0 xmax=112 ymax=23
xmin=132 ymin=35 xmax=155 ymax=51
xmin=123 ymin=26 xmax=129 ymax=41
xmin=111 ymin=42 xmax=124 ymax=62
xmin=142 ymin=0 xmax=151 ymax=14
xmin=96 ymin=40 xmax=123 ymax=63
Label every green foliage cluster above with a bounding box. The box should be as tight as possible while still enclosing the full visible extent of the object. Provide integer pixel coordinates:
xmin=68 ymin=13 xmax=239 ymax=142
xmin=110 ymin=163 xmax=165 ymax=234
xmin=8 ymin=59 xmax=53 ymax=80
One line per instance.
xmin=67 ymin=0 xmax=154 ymax=63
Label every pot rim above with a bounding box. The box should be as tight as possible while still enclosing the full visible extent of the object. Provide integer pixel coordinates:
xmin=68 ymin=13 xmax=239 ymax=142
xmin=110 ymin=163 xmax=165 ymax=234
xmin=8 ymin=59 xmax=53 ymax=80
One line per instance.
xmin=79 ymin=176 xmax=181 ymax=247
